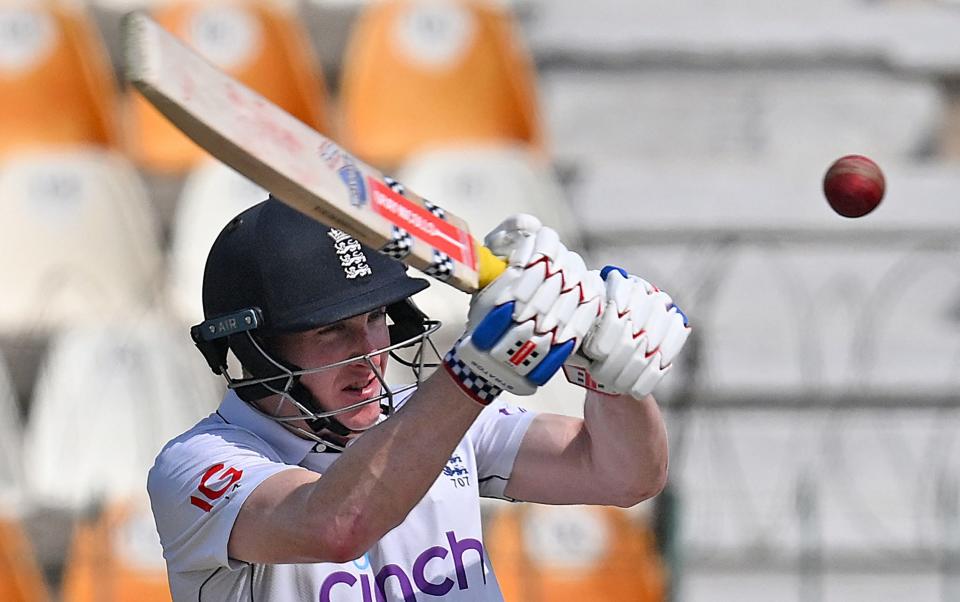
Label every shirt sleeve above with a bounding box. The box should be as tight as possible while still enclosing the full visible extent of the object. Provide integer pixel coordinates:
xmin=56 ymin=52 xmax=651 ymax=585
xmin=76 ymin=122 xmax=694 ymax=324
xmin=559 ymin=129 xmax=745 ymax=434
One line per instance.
xmin=468 ymin=397 xmax=538 ymax=500
xmin=147 ymin=427 xmax=307 ymax=573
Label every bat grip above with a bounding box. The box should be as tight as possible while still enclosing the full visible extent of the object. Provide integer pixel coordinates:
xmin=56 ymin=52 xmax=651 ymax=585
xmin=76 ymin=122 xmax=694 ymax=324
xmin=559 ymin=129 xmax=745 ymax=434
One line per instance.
xmin=477 ymin=245 xmax=508 ymax=290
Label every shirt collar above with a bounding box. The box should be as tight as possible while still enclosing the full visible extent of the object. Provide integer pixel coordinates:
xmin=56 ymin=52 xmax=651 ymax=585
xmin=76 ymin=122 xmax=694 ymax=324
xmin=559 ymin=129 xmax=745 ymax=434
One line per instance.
xmin=217 ymin=390 xmax=315 ymax=465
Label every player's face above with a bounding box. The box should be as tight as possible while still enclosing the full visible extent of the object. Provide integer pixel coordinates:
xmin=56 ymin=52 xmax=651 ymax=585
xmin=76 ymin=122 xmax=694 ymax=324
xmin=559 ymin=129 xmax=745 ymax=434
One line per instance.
xmin=272 ymin=307 xmax=391 ymax=431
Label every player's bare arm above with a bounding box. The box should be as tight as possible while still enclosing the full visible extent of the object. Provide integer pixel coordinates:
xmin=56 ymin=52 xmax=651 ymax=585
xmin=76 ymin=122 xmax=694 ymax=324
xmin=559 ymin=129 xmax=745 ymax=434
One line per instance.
xmin=503 ymin=391 xmax=668 ymax=507
xmin=228 ymin=367 xmax=481 ymax=564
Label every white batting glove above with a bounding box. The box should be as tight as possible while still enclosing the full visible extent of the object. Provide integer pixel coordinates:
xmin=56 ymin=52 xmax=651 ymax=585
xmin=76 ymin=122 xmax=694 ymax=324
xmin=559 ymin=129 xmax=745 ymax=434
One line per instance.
xmin=443 ymin=215 xmax=604 ymax=404
xmin=563 ymin=266 xmax=691 ymax=399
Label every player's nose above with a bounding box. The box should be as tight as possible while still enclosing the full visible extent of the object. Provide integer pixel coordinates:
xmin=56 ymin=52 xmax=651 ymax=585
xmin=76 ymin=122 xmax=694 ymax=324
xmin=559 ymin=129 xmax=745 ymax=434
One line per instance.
xmin=347 ymin=322 xmax=386 ymax=360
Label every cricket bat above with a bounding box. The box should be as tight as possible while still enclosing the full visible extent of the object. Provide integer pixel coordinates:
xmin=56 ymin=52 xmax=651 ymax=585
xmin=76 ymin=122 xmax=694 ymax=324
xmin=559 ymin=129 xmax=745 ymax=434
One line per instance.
xmin=122 ymin=12 xmax=506 ymax=294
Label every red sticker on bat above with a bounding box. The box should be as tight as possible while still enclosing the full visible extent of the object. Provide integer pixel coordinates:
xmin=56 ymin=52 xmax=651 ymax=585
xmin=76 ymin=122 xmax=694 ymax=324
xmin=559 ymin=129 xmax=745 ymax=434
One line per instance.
xmin=369 ymin=178 xmax=476 ymax=270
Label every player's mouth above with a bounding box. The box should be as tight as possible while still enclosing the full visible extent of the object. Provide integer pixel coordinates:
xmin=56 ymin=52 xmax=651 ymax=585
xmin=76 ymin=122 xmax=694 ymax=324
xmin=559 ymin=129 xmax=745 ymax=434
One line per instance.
xmin=341 ymin=375 xmax=380 ymax=399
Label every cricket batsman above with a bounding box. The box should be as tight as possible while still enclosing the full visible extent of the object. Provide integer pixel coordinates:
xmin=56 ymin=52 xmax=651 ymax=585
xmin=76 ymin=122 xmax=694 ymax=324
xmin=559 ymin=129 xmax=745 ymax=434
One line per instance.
xmin=147 ymin=198 xmax=690 ymax=601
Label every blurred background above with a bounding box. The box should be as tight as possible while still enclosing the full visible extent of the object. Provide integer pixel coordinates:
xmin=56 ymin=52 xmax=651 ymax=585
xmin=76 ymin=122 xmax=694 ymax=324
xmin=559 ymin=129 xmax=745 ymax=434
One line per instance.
xmin=0 ymin=0 xmax=958 ymax=601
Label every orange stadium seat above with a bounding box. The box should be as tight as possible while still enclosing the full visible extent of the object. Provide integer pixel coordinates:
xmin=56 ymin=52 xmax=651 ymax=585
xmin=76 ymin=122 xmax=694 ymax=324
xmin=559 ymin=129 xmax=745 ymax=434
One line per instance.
xmin=487 ymin=505 xmax=666 ymax=602
xmin=0 ymin=4 xmax=119 ymax=157
xmin=339 ymin=0 xmax=545 ymax=168
xmin=61 ymin=497 xmax=170 ymax=602
xmin=126 ymin=0 xmax=330 ymax=174
xmin=0 ymin=516 xmax=51 ymax=602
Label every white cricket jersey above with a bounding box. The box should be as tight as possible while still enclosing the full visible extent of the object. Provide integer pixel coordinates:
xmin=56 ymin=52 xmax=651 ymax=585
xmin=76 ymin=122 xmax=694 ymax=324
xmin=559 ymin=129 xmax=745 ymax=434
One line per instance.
xmin=147 ymin=388 xmax=536 ymax=602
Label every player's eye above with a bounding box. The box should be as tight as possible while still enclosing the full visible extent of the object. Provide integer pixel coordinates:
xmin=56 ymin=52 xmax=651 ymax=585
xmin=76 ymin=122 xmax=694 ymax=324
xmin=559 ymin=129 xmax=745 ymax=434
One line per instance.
xmin=369 ymin=307 xmax=388 ymax=323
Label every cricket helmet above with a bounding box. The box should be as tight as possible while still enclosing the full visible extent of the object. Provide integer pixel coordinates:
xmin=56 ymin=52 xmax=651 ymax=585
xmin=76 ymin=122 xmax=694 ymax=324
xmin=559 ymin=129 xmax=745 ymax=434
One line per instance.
xmin=191 ymin=197 xmax=439 ymax=451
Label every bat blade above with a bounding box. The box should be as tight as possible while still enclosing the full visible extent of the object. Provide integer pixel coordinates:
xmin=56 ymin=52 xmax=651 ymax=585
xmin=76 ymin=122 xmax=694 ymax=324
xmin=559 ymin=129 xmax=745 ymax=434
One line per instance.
xmin=123 ymin=12 xmax=504 ymax=293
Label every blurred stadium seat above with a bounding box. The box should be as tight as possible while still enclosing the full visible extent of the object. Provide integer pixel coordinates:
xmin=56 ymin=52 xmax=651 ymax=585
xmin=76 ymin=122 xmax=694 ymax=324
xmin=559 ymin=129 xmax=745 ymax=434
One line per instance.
xmin=396 ymin=144 xmax=578 ymax=241
xmin=61 ymin=496 xmax=169 ymax=602
xmin=0 ymin=350 xmax=23 ymax=511
xmin=339 ymin=0 xmax=544 ymax=168
xmin=487 ymin=504 xmax=665 ymax=602
xmin=21 ymin=316 xmax=222 ymax=512
xmin=0 ymin=150 xmax=163 ymax=336
xmin=0 ymin=3 xmax=119 ymax=157
xmin=166 ymin=160 xmax=267 ymax=325
xmin=126 ymin=0 xmax=330 ymax=174
xmin=0 ymin=516 xmax=51 ymax=602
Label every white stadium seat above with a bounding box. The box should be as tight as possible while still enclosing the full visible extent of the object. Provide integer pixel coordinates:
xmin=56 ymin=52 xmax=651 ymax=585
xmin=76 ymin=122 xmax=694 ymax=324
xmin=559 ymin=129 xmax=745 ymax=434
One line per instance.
xmin=0 ymin=150 xmax=163 ymax=335
xmin=22 ymin=314 xmax=222 ymax=511
xmin=396 ymin=144 xmax=580 ymax=242
xmin=0 ymin=350 xmax=22 ymax=511
xmin=167 ymin=160 xmax=268 ymax=325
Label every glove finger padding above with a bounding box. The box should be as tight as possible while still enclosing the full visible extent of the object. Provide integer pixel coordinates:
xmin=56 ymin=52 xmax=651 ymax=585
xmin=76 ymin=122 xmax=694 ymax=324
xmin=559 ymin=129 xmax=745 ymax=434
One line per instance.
xmin=445 ymin=220 xmax=603 ymax=404
xmin=484 ymin=213 xmax=544 ymax=260
xmin=570 ymin=267 xmax=692 ymax=399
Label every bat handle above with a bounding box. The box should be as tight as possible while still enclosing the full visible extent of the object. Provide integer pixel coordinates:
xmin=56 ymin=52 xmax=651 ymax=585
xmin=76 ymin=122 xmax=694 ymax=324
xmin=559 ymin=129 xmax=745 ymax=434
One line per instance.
xmin=477 ymin=244 xmax=508 ymax=290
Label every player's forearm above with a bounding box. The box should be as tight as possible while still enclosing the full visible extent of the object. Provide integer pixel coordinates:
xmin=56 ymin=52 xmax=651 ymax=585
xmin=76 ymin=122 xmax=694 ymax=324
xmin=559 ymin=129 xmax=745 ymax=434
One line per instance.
xmin=582 ymin=391 xmax=668 ymax=506
xmin=303 ymin=369 xmax=482 ymax=560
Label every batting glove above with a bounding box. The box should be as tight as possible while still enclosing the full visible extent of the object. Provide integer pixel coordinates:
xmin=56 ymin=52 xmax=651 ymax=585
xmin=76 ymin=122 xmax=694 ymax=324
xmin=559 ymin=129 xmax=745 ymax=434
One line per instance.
xmin=444 ymin=215 xmax=604 ymax=404
xmin=563 ymin=266 xmax=691 ymax=399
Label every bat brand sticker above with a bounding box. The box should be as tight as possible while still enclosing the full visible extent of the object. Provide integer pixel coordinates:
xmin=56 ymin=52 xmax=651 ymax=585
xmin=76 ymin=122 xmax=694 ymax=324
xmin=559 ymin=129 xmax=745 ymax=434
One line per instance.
xmin=318 ymin=141 xmax=368 ymax=208
xmin=338 ymin=162 xmax=367 ymax=208
xmin=368 ymin=177 xmax=476 ymax=269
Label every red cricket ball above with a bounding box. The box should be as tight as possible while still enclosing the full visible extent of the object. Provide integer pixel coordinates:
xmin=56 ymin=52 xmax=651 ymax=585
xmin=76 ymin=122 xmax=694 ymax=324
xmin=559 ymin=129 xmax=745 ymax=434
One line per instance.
xmin=822 ymin=154 xmax=885 ymax=218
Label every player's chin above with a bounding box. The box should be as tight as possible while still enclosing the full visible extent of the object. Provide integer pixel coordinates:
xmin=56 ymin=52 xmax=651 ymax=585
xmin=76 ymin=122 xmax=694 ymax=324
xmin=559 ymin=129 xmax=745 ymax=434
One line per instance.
xmin=334 ymin=384 xmax=384 ymax=429
xmin=336 ymin=403 xmax=382 ymax=431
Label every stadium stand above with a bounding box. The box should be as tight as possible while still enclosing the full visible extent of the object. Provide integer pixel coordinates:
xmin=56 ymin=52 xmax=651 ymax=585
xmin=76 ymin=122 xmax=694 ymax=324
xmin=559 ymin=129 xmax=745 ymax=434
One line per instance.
xmin=0 ymin=150 xmax=163 ymax=336
xmin=674 ymin=408 xmax=956 ymax=556
xmin=570 ymin=161 xmax=960 ymax=396
xmin=61 ymin=496 xmax=169 ymax=602
xmin=540 ymin=69 xmax=945 ymax=168
xmin=0 ymin=3 xmax=119 ymax=157
xmin=126 ymin=0 xmax=330 ymax=174
xmin=21 ymin=316 xmax=222 ymax=512
xmin=526 ymin=1 xmax=960 ymax=74
xmin=339 ymin=0 xmax=544 ymax=168
xmin=166 ymin=160 xmax=267 ymax=325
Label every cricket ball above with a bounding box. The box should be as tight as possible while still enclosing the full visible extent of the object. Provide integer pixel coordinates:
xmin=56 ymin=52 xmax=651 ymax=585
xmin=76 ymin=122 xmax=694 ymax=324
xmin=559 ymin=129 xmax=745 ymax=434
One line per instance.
xmin=822 ymin=154 xmax=885 ymax=218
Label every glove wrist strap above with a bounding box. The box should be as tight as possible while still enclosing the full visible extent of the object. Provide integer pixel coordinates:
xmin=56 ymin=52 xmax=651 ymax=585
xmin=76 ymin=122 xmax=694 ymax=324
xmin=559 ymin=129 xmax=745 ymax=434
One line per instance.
xmin=443 ymin=345 xmax=503 ymax=406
